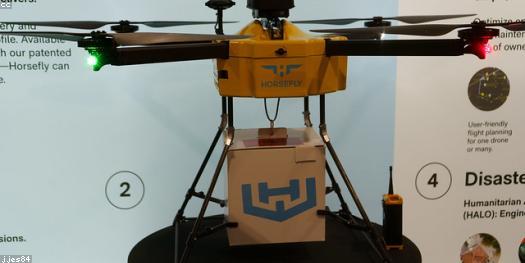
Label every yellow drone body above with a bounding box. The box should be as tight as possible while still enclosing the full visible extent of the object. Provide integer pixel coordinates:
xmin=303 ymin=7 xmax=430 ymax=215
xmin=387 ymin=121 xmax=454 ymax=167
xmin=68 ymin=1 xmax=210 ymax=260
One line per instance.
xmin=216 ymin=20 xmax=348 ymax=98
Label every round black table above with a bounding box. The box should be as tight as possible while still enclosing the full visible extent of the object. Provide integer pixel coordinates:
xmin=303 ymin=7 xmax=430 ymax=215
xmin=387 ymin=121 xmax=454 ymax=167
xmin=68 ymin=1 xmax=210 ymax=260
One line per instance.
xmin=129 ymin=215 xmax=421 ymax=263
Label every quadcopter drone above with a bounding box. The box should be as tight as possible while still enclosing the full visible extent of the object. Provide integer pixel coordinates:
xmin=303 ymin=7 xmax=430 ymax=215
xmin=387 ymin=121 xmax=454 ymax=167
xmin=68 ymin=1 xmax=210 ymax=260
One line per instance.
xmin=3 ymin=0 xmax=524 ymax=98
xmin=2 ymin=1 xmax=525 ymax=263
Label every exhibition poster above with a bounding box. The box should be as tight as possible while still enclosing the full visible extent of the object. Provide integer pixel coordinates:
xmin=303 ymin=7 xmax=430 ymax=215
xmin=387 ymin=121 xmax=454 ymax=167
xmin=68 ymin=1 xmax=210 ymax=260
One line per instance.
xmin=396 ymin=0 xmax=525 ymax=262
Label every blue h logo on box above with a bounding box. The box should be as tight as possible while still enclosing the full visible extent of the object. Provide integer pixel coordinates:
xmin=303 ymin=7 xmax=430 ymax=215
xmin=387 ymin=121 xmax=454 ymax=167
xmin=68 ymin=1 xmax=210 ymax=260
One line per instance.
xmin=241 ymin=178 xmax=317 ymax=222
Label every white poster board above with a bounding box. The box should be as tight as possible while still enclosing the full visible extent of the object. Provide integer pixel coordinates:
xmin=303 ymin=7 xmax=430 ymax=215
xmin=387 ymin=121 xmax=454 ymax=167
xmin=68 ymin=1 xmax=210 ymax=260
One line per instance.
xmin=396 ymin=1 xmax=525 ymax=262
xmin=0 ymin=0 xmax=399 ymax=262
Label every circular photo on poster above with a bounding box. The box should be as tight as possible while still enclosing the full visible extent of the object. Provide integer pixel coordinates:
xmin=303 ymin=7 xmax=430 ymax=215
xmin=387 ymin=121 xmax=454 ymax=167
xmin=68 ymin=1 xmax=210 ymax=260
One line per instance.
xmin=460 ymin=233 xmax=501 ymax=263
xmin=468 ymin=67 xmax=510 ymax=111
xmin=518 ymin=238 xmax=525 ymax=263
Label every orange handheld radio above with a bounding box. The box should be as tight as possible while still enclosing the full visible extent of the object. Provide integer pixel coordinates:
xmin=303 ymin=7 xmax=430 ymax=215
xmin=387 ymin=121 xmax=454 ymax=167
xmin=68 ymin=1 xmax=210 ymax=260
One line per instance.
xmin=382 ymin=166 xmax=404 ymax=250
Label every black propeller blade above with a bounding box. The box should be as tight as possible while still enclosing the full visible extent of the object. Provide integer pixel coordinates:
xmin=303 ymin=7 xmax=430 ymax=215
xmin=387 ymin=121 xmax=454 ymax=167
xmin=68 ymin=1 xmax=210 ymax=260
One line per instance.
xmin=137 ymin=21 xmax=236 ymax=28
xmin=0 ymin=31 xmax=90 ymax=41
xmin=293 ymin=14 xmax=476 ymax=26
xmin=311 ymin=21 xmax=525 ymax=37
xmin=0 ymin=31 xmax=249 ymax=45
xmin=501 ymin=22 xmax=525 ymax=31
xmin=110 ymin=32 xmax=248 ymax=46
xmin=1 ymin=20 xmax=237 ymax=30
xmin=312 ymin=24 xmax=466 ymax=36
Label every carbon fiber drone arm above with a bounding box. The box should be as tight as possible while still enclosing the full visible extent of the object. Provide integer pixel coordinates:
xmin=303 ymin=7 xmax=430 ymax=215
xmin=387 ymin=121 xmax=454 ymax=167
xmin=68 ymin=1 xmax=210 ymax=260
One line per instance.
xmin=103 ymin=42 xmax=229 ymax=67
xmin=82 ymin=41 xmax=229 ymax=70
xmin=325 ymin=39 xmax=483 ymax=58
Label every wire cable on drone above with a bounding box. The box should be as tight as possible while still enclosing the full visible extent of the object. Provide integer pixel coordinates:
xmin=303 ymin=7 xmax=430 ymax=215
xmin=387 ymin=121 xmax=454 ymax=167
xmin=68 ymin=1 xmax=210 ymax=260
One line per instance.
xmin=264 ymin=98 xmax=281 ymax=128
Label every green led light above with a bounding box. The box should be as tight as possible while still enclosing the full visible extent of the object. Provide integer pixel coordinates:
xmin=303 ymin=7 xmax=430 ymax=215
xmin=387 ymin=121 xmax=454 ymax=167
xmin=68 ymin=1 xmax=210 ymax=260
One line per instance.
xmin=87 ymin=55 xmax=99 ymax=67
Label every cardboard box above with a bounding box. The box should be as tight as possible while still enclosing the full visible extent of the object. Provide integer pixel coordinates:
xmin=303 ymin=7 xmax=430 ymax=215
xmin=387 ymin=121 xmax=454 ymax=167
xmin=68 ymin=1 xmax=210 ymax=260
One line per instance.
xmin=226 ymin=127 xmax=326 ymax=246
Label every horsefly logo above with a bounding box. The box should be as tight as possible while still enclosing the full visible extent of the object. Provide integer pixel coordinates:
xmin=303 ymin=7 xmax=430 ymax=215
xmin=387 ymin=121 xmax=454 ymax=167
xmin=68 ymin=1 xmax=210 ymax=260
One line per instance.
xmin=262 ymin=64 xmax=302 ymax=77
xmin=260 ymin=64 xmax=303 ymax=88
xmin=241 ymin=178 xmax=317 ymax=222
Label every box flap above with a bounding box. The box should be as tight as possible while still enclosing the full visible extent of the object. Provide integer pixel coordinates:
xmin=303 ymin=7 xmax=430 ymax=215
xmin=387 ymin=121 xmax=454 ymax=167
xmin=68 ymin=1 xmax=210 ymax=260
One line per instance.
xmin=295 ymin=146 xmax=319 ymax=163
xmin=229 ymin=127 xmax=323 ymax=151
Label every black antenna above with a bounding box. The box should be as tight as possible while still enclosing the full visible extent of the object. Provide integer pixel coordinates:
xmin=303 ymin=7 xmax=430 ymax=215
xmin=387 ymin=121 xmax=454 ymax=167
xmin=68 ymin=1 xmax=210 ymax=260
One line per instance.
xmin=388 ymin=166 xmax=394 ymax=195
xmin=206 ymin=0 xmax=235 ymax=35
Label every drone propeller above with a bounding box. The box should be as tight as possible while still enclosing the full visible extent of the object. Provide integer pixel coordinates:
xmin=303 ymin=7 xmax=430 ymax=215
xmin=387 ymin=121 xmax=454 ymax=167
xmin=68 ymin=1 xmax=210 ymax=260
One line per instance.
xmin=293 ymin=14 xmax=477 ymax=26
xmin=2 ymin=20 xmax=237 ymax=30
xmin=2 ymin=31 xmax=246 ymax=70
xmin=2 ymin=31 xmax=248 ymax=45
xmin=1 ymin=31 xmax=90 ymax=41
xmin=110 ymin=32 xmax=247 ymax=46
xmin=311 ymin=21 xmax=525 ymax=36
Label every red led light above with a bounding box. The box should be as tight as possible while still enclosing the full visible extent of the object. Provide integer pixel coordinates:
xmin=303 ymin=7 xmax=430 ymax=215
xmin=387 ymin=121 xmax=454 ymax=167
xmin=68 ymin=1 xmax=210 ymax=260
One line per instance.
xmin=471 ymin=41 xmax=492 ymax=59
xmin=482 ymin=43 xmax=492 ymax=55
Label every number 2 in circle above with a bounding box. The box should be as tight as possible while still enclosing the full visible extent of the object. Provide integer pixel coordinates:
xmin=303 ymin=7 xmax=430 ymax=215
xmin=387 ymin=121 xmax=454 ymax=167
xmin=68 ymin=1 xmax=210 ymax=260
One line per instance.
xmin=120 ymin=182 xmax=131 ymax=197
xmin=106 ymin=171 xmax=144 ymax=209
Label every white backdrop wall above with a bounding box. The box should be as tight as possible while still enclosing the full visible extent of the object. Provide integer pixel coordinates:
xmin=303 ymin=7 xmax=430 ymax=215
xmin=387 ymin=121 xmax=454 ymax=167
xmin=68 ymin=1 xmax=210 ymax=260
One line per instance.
xmin=0 ymin=0 xmax=397 ymax=262
xmin=396 ymin=1 xmax=525 ymax=263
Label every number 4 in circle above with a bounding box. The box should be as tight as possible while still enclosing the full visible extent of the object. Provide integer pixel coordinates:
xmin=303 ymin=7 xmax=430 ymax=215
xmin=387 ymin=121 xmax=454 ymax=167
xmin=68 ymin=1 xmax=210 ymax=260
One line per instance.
xmin=415 ymin=162 xmax=452 ymax=200
xmin=428 ymin=173 xmax=438 ymax=188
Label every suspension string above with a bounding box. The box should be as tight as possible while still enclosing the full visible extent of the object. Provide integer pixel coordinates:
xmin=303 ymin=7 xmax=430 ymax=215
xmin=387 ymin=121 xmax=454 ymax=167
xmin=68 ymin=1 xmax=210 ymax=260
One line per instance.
xmin=264 ymin=98 xmax=281 ymax=129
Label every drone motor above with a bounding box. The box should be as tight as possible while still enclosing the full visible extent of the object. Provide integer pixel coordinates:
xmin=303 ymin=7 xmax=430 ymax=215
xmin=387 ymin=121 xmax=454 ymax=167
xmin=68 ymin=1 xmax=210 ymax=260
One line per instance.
xmin=77 ymin=31 xmax=116 ymax=71
xmin=458 ymin=22 xmax=499 ymax=59
xmin=110 ymin=20 xmax=139 ymax=33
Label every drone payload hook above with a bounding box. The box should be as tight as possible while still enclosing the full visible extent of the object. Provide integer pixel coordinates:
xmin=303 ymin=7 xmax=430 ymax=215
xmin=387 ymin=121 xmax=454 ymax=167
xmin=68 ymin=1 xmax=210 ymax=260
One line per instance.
xmin=264 ymin=98 xmax=281 ymax=130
